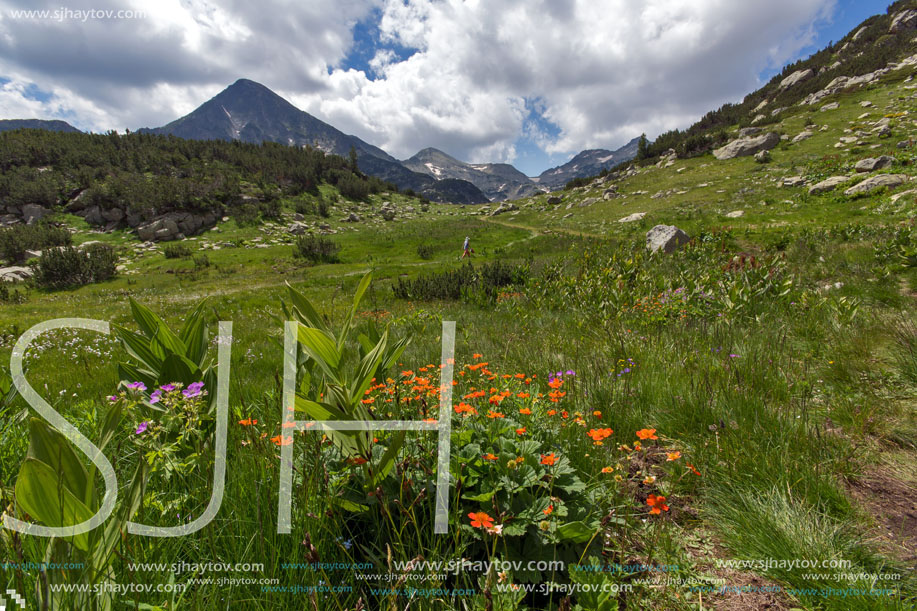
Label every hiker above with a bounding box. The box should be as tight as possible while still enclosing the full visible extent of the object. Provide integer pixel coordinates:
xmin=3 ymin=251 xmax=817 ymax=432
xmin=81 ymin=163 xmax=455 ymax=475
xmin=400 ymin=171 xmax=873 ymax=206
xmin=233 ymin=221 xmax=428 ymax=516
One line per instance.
xmin=461 ymin=236 xmax=472 ymax=259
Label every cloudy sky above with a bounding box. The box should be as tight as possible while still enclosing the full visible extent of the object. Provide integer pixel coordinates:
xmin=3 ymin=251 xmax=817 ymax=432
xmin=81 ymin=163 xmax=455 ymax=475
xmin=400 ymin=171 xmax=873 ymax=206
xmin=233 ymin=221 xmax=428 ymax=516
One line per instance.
xmin=0 ymin=0 xmax=886 ymax=175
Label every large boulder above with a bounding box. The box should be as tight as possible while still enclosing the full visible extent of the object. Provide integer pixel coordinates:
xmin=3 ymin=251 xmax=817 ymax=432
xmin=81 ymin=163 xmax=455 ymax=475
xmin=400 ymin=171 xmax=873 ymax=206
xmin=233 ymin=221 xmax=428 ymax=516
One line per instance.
xmin=136 ymin=211 xmax=217 ymax=242
xmin=22 ymin=204 xmax=49 ymax=225
xmin=844 ymin=174 xmax=909 ymax=196
xmin=713 ymin=132 xmax=780 ymax=160
xmin=102 ymin=207 xmax=125 ymax=222
xmin=646 ymin=225 xmax=690 ymax=254
xmin=808 ymin=176 xmax=849 ymax=195
xmin=778 ymin=68 xmax=814 ymax=90
xmin=0 ymin=266 xmax=33 ymax=282
xmin=854 ymin=156 xmax=894 ymax=173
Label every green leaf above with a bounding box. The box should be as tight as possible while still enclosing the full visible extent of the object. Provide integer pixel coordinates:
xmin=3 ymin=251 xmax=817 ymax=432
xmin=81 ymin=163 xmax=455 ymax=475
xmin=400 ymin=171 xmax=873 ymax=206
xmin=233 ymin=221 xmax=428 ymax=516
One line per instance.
xmin=129 ymin=298 xmax=164 ymax=339
xmin=285 ymin=283 xmax=330 ymax=334
xmin=371 ymin=431 xmax=404 ymax=486
xmin=350 ymin=332 xmax=386 ymax=402
xmin=179 ymin=300 xmax=208 ymax=366
xmin=338 ymin=271 xmax=372 ymax=348
xmin=556 ymin=521 xmax=596 ymax=543
xmin=26 ymin=418 xmax=90 ymax=506
xmin=462 ymin=490 xmax=496 ymax=502
xmin=152 ymin=324 xmax=187 ymax=359
xmin=15 ymin=458 xmax=94 ymax=552
xmin=297 ymin=326 xmax=342 ymax=380
xmin=293 ymin=396 xmax=348 ymax=421
xmin=112 ymin=325 xmax=163 ymax=372
xmin=159 ymin=353 xmax=200 ymax=386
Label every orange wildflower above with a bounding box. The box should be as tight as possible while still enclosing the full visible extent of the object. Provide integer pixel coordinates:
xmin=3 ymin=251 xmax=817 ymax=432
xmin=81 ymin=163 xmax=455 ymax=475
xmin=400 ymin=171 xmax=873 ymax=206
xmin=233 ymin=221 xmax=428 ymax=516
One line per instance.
xmin=468 ymin=511 xmax=494 ymax=529
xmin=547 ymin=409 xmax=557 ymax=416
xmin=484 ymin=453 xmax=498 ymax=461
xmin=516 ymin=427 xmax=527 ymax=436
xmin=486 ymin=410 xmax=505 ymax=419
xmin=646 ymin=494 xmax=669 ymax=515
xmin=540 ymin=453 xmax=557 ymax=466
xmin=601 ymin=466 xmax=614 ymax=473
xmin=587 ymin=428 xmax=613 ymax=445
xmin=547 ymin=378 xmax=564 ymax=389
xmin=543 ymin=505 xmax=554 ymax=516
xmin=666 ymin=451 xmax=681 ymax=461
xmin=473 ymin=353 xmax=483 ymax=359
xmin=519 ymin=407 xmax=532 ymax=415
xmin=238 ymin=418 xmax=258 ymax=426
xmin=636 ymin=428 xmax=658 ymax=440
xmin=687 ymin=463 xmax=701 ymax=476
xmin=270 ymin=435 xmax=293 ymax=446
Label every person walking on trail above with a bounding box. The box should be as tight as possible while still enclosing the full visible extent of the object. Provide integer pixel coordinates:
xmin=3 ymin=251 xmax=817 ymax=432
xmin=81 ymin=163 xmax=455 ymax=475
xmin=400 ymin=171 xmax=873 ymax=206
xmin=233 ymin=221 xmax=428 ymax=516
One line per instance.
xmin=461 ymin=236 xmax=472 ymax=259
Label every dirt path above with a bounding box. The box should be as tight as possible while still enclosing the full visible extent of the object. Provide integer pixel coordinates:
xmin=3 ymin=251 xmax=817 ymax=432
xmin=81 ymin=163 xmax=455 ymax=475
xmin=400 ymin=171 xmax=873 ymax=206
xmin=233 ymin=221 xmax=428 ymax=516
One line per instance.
xmin=479 ymin=216 xmax=605 ymax=239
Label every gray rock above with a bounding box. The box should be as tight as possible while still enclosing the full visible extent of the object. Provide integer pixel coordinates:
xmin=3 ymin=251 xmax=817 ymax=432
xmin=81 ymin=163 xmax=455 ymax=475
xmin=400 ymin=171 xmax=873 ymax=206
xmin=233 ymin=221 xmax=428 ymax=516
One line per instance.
xmin=102 ymin=207 xmax=125 ymax=222
xmin=713 ymin=132 xmax=780 ymax=160
xmin=754 ymin=150 xmax=771 ymax=163
xmin=792 ymin=130 xmax=813 ymax=143
xmin=779 ymin=68 xmax=814 ymax=90
xmin=22 ymin=204 xmax=49 ymax=225
xmin=854 ymin=156 xmax=894 ymax=172
xmin=287 ymin=222 xmax=310 ymax=235
xmin=890 ymin=9 xmax=917 ymax=32
xmin=618 ymin=212 xmax=646 ymax=223
xmin=820 ymin=102 xmax=839 ymax=111
xmin=343 ymin=212 xmax=361 ymax=222
xmin=725 ymin=210 xmax=744 ymax=218
xmin=897 ymin=140 xmax=912 ymax=149
xmin=490 ymin=202 xmax=518 ymax=216
xmin=547 ymin=196 xmax=562 ymax=205
xmin=738 ymin=127 xmax=761 ymax=137
xmin=646 ymin=225 xmax=690 ymax=254
xmin=84 ymin=206 xmax=104 ymax=226
xmin=0 ymin=266 xmax=33 ymax=282
xmin=24 ymin=249 xmax=42 ymax=259
xmin=809 ymin=176 xmax=850 ymax=195
xmin=844 ymin=174 xmax=909 ymax=196
xmin=782 ymin=176 xmax=806 ymax=187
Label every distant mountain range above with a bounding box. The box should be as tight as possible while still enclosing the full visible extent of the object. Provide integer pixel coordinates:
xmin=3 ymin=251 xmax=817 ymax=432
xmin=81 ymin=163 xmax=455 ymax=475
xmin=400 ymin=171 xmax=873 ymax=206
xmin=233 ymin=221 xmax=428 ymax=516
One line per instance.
xmin=0 ymin=119 xmax=80 ymax=133
xmin=139 ymin=79 xmax=639 ymax=201
xmin=0 ymin=79 xmax=640 ymax=202
xmin=534 ymin=139 xmax=642 ymax=189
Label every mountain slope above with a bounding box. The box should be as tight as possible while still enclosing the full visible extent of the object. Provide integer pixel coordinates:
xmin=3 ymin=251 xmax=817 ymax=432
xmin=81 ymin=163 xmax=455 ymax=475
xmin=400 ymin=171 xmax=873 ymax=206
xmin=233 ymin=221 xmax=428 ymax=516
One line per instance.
xmin=536 ymin=137 xmax=641 ymax=189
xmin=142 ymin=79 xmax=487 ymax=204
xmin=0 ymin=119 xmax=81 ymax=133
xmin=402 ymin=147 xmax=543 ymax=201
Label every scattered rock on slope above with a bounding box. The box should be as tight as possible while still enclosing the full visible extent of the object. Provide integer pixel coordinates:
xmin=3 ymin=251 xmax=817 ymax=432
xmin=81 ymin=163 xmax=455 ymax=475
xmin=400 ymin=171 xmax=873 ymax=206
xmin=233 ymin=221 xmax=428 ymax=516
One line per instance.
xmin=646 ymin=225 xmax=690 ymax=253
xmin=844 ymin=174 xmax=909 ymax=196
xmin=713 ymin=132 xmax=780 ymax=160
xmin=779 ymin=68 xmax=814 ymax=90
xmin=490 ymin=202 xmax=518 ymax=216
xmin=854 ymin=156 xmax=894 ymax=173
xmin=619 ymin=212 xmax=646 ymax=223
xmin=809 ymin=176 xmax=850 ymax=195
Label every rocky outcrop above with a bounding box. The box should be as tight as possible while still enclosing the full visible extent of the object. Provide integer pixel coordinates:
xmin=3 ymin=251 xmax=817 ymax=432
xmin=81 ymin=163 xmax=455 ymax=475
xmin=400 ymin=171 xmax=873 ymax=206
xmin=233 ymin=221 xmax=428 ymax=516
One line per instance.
xmin=792 ymin=130 xmax=814 ymax=143
xmin=713 ymin=132 xmax=780 ymax=160
xmin=854 ymin=156 xmax=894 ymax=173
xmin=646 ymin=225 xmax=690 ymax=254
xmin=844 ymin=174 xmax=909 ymax=196
xmin=136 ymin=211 xmax=218 ymax=242
xmin=489 ymin=202 xmax=518 ymax=216
xmin=778 ymin=68 xmax=814 ymax=90
xmin=22 ymin=204 xmax=49 ymax=225
xmin=379 ymin=202 xmax=396 ymax=221
xmin=618 ymin=212 xmax=646 ymax=223
xmin=809 ymin=176 xmax=850 ymax=195
xmin=890 ymin=9 xmax=917 ymax=33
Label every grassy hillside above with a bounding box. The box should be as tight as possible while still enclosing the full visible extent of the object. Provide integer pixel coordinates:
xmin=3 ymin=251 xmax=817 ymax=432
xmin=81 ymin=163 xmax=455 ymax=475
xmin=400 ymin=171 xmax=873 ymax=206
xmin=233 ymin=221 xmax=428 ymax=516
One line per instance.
xmin=1 ymin=25 xmax=916 ymax=611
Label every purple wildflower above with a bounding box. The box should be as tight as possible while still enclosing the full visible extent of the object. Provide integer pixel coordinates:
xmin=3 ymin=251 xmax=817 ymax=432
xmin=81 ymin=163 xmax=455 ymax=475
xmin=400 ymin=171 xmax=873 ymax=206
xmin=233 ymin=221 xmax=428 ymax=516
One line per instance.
xmin=150 ymin=390 xmax=162 ymax=404
xmin=183 ymin=381 xmax=205 ymax=399
xmin=127 ymin=381 xmax=147 ymax=392
xmin=160 ymin=383 xmax=177 ymax=392
xmin=107 ymin=395 xmax=118 ymax=402
xmin=565 ymin=370 xmax=575 ymax=376
xmin=135 ymin=421 xmax=148 ymax=435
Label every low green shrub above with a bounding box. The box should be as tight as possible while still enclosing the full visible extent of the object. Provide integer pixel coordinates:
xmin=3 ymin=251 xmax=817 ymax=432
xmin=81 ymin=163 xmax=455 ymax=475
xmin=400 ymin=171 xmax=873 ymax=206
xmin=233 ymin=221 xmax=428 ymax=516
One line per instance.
xmin=0 ymin=222 xmax=71 ymax=263
xmin=392 ymin=261 xmax=527 ymax=302
xmin=163 ymin=243 xmax=192 ymax=258
xmin=34 ymin=244 xmax=117 ymax=289
xmin=293 ymin=234 xmax=340 ymax=263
